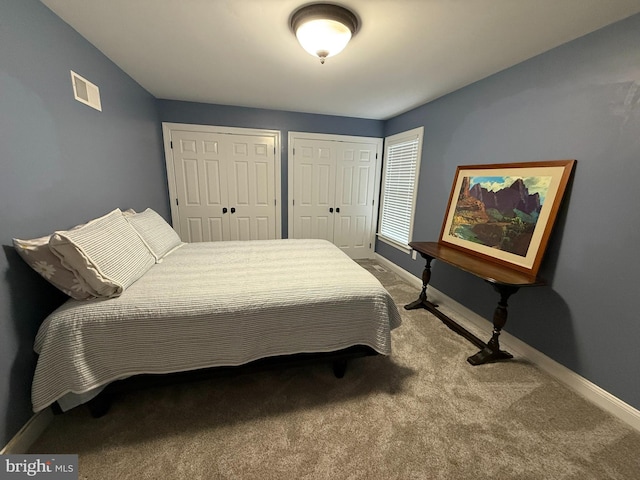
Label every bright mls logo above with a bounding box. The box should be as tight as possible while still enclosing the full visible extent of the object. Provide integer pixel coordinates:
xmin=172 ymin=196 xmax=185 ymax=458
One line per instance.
xmin=0 ymin=455 xmax=78 ymax=479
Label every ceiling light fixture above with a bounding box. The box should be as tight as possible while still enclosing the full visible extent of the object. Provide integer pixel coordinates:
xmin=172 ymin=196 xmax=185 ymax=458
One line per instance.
xmin=290 ymin=3 xmax=359 ymax=64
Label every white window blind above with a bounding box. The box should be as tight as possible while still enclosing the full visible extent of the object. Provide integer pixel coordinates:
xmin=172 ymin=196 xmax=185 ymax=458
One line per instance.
xmin=378 ymin=127 xmax=423 ymax=250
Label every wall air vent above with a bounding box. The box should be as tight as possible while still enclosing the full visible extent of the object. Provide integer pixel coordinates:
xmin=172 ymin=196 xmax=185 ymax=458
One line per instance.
xmin=70 ymin=70 xmax=102 ymax=111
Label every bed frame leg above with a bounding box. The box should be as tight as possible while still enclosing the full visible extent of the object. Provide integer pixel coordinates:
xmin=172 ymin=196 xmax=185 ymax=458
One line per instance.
xmin=332 ymin=359 xmax=348 ymax=378
xmin=87 ymin=393 xmax=112 ymax=418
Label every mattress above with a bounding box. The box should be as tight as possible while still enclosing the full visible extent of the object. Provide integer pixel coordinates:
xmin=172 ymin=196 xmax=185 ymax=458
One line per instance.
xmin=32 ymin=239 xmax=402 ymax=412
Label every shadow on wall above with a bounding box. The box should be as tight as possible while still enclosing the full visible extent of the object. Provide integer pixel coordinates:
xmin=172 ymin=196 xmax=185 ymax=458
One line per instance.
xmin=428 ymin=262 xmax=579 ymax=369
xmin=413 ymin=162 xmax=580 ymax=368
xmin=507 ymin=169 xmax=580 ymax=368
xmin=2 ymin=245 xmax=67 ymax=442
xmin=536 ymin=164 xmax=577 ymax=286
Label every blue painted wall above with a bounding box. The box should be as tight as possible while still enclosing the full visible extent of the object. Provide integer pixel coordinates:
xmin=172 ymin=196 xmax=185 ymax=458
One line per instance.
xmin=157 ymin=100 xmax=384 ymax=236
xmin=377 ymin=14 xmax=640 ymax=410
xmin=1 ymin=0 xmax=639 ymax=450
xmin=0 ymin=0 xmax=167 ymax=446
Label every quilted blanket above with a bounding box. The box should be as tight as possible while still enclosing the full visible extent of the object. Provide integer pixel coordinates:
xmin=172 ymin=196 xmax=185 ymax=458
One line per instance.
xmin=32 ymin=239 xmax=402 ymax=412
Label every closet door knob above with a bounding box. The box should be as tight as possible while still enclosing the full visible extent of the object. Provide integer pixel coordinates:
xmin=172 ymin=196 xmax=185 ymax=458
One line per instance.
xmin=222 ymin=207 xmax=228 ymax=214
xmin=336 ymin=207 xmax=340 ymax=213
xmin=230 ymin=207 xmax=236 ymax=214
xmin=329 ymin=208 xmax=334 ymax=213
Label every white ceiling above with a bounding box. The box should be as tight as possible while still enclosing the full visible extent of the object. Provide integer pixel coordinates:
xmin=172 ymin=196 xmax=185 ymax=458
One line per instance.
xmin=41 ymin=0 xmax=640 ymax=120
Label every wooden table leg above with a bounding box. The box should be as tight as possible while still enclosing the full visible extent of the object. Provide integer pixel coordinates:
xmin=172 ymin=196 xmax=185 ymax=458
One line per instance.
xmin=404 ymin=254 xmax=433 ymax=310
xmin=467 ymin=284 xmax=519 ymax=365
xmin=405 ymin=254 xmax=488 ymax=351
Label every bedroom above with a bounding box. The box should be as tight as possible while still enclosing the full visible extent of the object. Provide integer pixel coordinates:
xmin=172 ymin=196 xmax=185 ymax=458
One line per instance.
xmin=1 ymin=0 xmax=640 ymax=476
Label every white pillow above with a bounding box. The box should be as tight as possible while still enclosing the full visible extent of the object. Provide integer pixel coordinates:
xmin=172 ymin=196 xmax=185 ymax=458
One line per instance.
xmin=125 ymin=208 xmax=184 ymax=262
xmin=49 ymin=209 xmax=156 ymax=297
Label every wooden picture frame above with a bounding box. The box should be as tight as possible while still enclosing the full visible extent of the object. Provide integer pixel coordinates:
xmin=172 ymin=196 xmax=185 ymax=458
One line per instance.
xmin=439 ymin=159 xmax=576 ymax=276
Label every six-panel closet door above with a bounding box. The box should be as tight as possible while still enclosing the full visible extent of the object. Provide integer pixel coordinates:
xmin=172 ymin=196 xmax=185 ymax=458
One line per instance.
xmin=291 ymin=135 xmax=381 ymax=259
xmin=168 ymin=129 xmax=277 ymax=242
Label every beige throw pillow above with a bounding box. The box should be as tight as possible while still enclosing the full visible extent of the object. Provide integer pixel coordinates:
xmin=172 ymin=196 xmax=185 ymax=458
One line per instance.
xmin=13 ymin=235 xmax=93 ymax=300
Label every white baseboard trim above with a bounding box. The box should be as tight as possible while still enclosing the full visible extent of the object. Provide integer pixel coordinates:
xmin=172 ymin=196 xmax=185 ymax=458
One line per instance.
xmin=1 ymin=408 xmax=53 ymax=454
xmin=374 ymin=253 xmax=640 ymax=433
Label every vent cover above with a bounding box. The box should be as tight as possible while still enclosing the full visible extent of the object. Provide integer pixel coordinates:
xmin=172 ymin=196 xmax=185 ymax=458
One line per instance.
xmin=70 ymin=70 xmax=102 ymax=111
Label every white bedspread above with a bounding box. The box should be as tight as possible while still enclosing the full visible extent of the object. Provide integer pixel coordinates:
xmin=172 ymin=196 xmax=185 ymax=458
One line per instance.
xmin=32 ymin=239 xmax=402 ymax=412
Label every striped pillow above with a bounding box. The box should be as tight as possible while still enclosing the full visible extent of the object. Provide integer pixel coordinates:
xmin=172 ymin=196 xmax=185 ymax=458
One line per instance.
xmin=125 ymin=208 xmax=183 ymax=262
xmin=49 ymin=209 xmax=156 ymax=297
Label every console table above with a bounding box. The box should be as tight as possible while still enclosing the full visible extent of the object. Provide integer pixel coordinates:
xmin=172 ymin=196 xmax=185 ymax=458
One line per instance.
xmin=405 ymin=241 xmax=545 ymax=365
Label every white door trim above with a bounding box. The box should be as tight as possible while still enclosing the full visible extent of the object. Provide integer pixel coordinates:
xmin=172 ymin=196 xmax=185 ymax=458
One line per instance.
xmin=162 ymin=122 xmax=282 ymax=239
xmin=287 ymin=131 xmax=383 ymax=254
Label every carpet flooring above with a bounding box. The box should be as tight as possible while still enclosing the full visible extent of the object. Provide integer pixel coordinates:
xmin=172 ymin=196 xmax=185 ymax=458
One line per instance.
xmin=29 ymin=259 xmax=640 ymax=479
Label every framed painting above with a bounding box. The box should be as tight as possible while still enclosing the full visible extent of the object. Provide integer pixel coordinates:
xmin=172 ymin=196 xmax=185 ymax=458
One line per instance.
xmin=439 ymin=159 xmax=576 ymax=276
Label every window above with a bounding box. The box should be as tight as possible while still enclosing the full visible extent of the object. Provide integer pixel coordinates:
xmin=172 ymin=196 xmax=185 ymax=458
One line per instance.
xmin=377 ymin=127 xmax=424 ymax=252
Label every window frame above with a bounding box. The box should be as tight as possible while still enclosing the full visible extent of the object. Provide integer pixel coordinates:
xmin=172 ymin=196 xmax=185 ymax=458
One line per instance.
xmin=376 ymin=126 xmax=424 ymax=253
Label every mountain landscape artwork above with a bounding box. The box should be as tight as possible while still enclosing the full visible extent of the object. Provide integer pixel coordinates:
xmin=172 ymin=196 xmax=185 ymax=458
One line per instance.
xmin=449 ymin=175 xmax=552 ymax=257
xmin=440 ymin=160 xmax=575 ymax=275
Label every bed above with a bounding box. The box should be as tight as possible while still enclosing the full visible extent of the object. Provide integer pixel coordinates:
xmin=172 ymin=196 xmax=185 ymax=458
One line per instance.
xmin=15 ymin=209 xmax=402 ymax=414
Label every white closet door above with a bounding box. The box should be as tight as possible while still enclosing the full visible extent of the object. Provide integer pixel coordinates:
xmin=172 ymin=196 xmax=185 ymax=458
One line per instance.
xmin=168 ymin=128 xmax=278 ymax=242
xmin=290 ymin=134 xmax=381 ymax=259
xmin=292 ymin=139 xmax=336 ymax=242
xmin=171 ymin=130 xmax=230 ymax=242
xmin=226 ymin=135 xmax=277 ymax=241
xmin=333 ymin=142 xmax=378 ymax=258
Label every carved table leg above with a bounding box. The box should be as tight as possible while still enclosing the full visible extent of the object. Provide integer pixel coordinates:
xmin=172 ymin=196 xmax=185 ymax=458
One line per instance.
xmin=405 ymin=253 xmax=488 ymax=350
xmin=467 ymin=284 xmax=519 ymax=365
xmin=404 ymin=254 xmax=434 ymax=310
